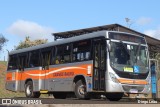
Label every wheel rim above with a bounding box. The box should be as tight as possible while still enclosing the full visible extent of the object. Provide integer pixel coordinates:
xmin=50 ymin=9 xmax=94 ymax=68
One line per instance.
xmin=26 ymin=85 xmax=32 ymax=96
xmin=78 ymin=85 xmax=85 ymax=95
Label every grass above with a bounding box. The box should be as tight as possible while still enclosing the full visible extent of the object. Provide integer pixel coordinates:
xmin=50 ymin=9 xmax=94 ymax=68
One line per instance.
xmin=0 ymin=61 xmax=7 ymax=72
xmin=0 ymin=61 xmax=24 ymax=98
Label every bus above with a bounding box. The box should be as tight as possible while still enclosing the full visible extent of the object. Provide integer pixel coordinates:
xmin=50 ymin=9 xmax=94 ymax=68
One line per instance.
xmin=5 ymin=31 xmax=151 ymax=101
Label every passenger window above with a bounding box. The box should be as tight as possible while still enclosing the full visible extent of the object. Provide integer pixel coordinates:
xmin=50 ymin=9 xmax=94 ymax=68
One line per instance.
xmin=50 ymin=47 xmax=56 ymax=65
xmin=41 ymin=47 xmax=52 ymax=68
xmin=18 ymin=53 xmax=28 ymax=70
xmin=29 ymin=50 xmax=40 ymax=67
xmin=72 ymin=40 xmax=91 ymax=62
xmin=55 ymin=45 xmax=64 ymax=64
xmin=63 ymin=45 xmax=71 ymax=63
xmin=55 ymin=44 xmax=71 ymax=64
xmin=8 ymin=55 xmax=18 ymax=70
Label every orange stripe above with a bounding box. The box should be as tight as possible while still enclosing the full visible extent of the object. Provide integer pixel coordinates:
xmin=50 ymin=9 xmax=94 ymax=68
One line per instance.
xmin=118 ymin=79 xmax=133 ymax=84
xmin=134 ymin=80 xmax=148 ymax=85
xmin=6 ymin=72 xmax=12 ymax=81
xmin=6 ymin=64 xmax=93 ymax=81
xmin=118 ymin=78 xmax=148 ymax=85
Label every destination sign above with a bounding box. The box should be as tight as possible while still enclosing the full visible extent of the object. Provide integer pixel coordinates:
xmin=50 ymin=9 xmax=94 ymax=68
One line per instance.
xmin=109 ymin=32 xmax=146 ymax=44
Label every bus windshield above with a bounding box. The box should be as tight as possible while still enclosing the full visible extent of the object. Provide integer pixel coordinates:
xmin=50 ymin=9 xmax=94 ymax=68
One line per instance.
xmin=109 ymin=41 xmax=149 ymax=74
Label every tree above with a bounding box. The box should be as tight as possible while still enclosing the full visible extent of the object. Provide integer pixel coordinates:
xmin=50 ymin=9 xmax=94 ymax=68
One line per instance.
xmin=0 ymin=34 xmax=8 ymax=51
xmin=15 ymin=36 xmax=48 ymax=50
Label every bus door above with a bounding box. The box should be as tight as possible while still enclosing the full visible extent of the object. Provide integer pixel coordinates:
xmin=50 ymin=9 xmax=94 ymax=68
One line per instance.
xmin=93 ymin=39 xmax=106 ymax=91
xmin=41 ymin=48 xmax=52 ymax=90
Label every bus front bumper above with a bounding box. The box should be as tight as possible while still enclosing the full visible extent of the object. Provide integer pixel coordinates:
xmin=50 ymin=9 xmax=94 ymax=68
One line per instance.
xmin=105 ymin=79 xmax=151 ymax=94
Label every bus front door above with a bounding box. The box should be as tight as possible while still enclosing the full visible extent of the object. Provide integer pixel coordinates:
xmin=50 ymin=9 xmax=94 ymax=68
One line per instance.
xmin=93 ymin=40 xmax=106 ymax=91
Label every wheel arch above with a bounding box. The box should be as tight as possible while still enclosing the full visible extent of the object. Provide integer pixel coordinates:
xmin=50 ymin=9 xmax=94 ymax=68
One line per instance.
xmin=73 ymin=75 xmax=88 ymax=91
xmin=24 ymin=78 xmax=33 ymax=88
xmin=73 ymin=75 xmax=87 ymax=83
xmin=24 ymin=78 xmax=41 ymax=98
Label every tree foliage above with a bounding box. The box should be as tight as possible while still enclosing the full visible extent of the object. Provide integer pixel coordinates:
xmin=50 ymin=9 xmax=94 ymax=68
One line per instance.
xmin=15 ymin=36 xmax=48 ymax=50
xmin=0 ymin=34 xmax=8 ymax=51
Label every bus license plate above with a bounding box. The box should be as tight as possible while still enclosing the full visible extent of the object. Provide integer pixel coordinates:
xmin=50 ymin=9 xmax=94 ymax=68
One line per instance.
xmin=130 ymin=89 xmax=138 ymax=93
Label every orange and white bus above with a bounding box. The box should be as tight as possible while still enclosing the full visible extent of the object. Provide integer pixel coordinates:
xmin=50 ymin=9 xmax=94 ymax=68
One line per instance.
xmin=6 ymin=31 xmax=151 ymax=101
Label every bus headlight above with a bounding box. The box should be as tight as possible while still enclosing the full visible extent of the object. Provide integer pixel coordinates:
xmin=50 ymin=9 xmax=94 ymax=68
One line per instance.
xmin=109 ymin=72 xmax=119 ymax=83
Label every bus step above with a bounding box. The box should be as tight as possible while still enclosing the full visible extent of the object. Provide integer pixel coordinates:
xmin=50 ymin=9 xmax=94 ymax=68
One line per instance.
xmin=40 ymin=90 xmax=48 ymax=93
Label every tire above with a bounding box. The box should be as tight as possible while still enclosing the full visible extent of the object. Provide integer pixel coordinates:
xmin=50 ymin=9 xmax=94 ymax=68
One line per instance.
xmin=105 ymin=93 xmax=124 ymax=101
xmin=53 ymin=92 xmax=67 ymax=99
xmin=74 ymin=80 xmax=90 ymax=100
xmin=25 ymin=81 xmax=40 ymax=98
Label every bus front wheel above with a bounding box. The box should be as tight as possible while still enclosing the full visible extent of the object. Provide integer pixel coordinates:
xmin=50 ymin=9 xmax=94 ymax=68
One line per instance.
xmin=25 ymin=81 xmax=40 ymax=98
xmin=74 ymin=80 xmax=90 ymax=100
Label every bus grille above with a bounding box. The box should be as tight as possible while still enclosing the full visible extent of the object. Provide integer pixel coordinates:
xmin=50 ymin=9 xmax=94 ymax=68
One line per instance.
xmin=122 ymin=85 xmax=144 ymax=92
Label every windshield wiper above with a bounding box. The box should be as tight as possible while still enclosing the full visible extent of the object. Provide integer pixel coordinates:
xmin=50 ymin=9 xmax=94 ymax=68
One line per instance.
xmin=120 ymin=41 xmax=130 ymax=56
xmin=119 ymin=41 xmax=132 ymax=65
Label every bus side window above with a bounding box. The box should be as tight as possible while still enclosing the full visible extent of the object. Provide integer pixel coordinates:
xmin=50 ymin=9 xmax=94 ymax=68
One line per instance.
xmin=41 ymin=47 xmax=52 ymax=68
xmin=55 ymin=56 xmax=60 ymax=64
xmin=50 ymin=47 xmax=56 ymax=65
xmin=63 ymin=44 xmax=71 ymax=63
xmin=8 ymin=55 xmax=18 ymax=70
xmin=55 ymin=44 xmax=71 ymax=64
xmin=29 ymin=50 xmax=40 ymax=68
xmin=55 ymin=45 xmax=63 ymax=64
xmin=72 ymin=40 xmax=91 ymax=62
xmin=18 ymin=53 xmax=28 ymax=70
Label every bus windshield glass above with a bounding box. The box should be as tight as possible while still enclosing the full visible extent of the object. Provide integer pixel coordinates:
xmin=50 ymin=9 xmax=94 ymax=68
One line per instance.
xmin=109 ymin=33 xmax=149 ymax=74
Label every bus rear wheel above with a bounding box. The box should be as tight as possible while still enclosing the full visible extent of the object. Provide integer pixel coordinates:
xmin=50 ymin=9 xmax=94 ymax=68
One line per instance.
xmin=74 ymin=80 xmax=90 ymax=100
xmin=105 ymin=93 xmax=124 ymax=101
xmin=25 ymin=81 xmax=40 ymax=98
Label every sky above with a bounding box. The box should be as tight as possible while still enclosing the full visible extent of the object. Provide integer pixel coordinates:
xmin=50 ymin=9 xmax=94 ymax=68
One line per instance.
xmin=0 ymin=0 xmax=160 ymax=60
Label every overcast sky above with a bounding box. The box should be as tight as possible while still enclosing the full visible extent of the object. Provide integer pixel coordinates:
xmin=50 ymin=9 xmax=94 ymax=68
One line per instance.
xmin=0 ymin=0 xmax=160 ymax=60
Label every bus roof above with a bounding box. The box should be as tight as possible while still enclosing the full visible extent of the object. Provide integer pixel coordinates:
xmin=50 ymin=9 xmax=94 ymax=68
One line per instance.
xmin=9 ymin=31 xmax=108 ymax=55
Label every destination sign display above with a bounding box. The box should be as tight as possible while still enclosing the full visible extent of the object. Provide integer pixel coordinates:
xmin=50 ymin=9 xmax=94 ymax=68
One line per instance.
xmin=109 ymin=32 xmax=146 ymax=44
